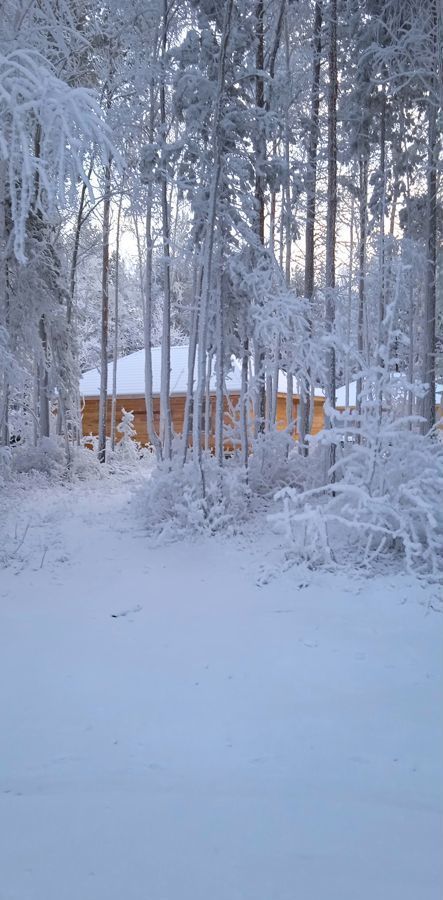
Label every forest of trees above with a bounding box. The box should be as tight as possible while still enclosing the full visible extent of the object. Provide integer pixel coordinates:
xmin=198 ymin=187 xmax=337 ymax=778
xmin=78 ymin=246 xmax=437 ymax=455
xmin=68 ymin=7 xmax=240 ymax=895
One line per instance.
xmin=0 ymin=0 xmax=442 ymax=571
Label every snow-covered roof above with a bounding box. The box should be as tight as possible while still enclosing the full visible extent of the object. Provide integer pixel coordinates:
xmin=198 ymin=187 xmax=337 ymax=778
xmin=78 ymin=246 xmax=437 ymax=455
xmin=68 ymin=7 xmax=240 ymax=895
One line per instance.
xmin=335 ymin=378 xmax=443 ymax=408
xmin=80 ymin=345 xmax=319 ymax=398
xmin=81 ymin=348 xmax=443 ymax=406
xmin=81 ymin=345 xmax=192 ymax=397
xmin=335 ymin=382 xmax=357 ymax=408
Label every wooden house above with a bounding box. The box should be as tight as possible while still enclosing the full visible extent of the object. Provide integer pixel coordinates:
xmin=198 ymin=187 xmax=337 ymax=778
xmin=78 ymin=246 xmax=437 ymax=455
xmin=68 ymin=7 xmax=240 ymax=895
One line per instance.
xmin=80 ymin=347 xmax=443 ymax=448
xmin=80 ymin=345 xmax=326 ymax=447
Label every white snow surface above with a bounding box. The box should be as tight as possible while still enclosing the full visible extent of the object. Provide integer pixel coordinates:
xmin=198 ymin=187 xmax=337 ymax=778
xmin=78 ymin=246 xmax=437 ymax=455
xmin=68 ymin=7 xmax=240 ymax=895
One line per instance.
xmin=0 ymin=474 xmax=442 ymax=900
xmin=79 ymin=344 xmax=323 ymax=398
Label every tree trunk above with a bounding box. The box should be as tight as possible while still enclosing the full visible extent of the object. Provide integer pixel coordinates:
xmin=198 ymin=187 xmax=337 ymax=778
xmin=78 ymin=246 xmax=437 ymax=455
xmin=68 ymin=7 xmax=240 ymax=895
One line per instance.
xmin=286 ymin=372 xmax=293 ymax=435
xmin=300 ymin=0 xmax=322 ymax=452
xmin=68 ymin=159 xmax=94 ymax=326
xmin=110 ymin=190 xmax=123 ymax=452
xmin=422 ymin=0 xmax=438 ymax=433
xmin=240 ymin=333 xmax=249 ymax=471
xmin=255 ymin=0 xmax=266 ymax=434
xmin=0 ymin=160 xmax=9 ymax=446
xmin=98 ymin=158 xmax=112 ymax=463
xmin=194 ymin=0 xmax=233 ymax=467
xmin=215 ymin=256 xmax=224 ymax=465
xmin=144 ymin=83 xmax=163 ymax=462
xmin=376 ymin=87 xmax=387 ymax=416
xmin=271 ymin=345 xmax=280 ymax=426
xmin=284 ymin=15 xmax=293 ymax=437
xmin=204 ymin=354 xmax=212 ymax=452
xmin=38 ymin=316 xmax=50 ymax=438
xmin=160 ymin=0 xmax=172 ymax=461
xmin=345 ymin=190 xmax=355 ymax=410
xmin=182 ymin=256 xmax=201 ymax=462
xmin=325 ymin=0 xmax=337 ymax=475
xmin=357 ymin=154 xmax=368 ymax=426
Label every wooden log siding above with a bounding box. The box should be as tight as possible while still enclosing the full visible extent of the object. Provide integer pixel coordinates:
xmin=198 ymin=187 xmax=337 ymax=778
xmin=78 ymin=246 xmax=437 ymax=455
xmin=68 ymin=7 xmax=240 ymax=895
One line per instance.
xmin=81 ymin=392 xmax=326 ymax=448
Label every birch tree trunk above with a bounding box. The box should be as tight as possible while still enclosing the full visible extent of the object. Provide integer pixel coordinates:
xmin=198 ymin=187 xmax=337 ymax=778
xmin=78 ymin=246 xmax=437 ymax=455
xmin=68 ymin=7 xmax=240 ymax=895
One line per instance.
xmin=300 ymin=0 xmax=322 ymax=453
xmin=68 ymin=159 xmax=94 ymax=327
xmin=376 ymin=87 xmax=387 ymax=422
xmin=182 ymin=256 xmax=201 ymax=463
xmin=254 ymin=0 xmax=266 ymax=435
xmin=160 ymin=0 xmax=172 ymax=461
xmin=357 ymin=154 xmax=368 ymax=428
xmin=240 ymin=332 xmax=249 ymax=472
xmin=204 ymin=353 xmax=212 ymax=452
xmin=0 ymin=160 xmax=9 ymax=445
xmin=110 ymin=190 xmax=123 ymax=452
xmin=404 ymin=153 xmax=415 ymax=425
xmin=68 ymin=159 xmax=94 ymax=446
xmin=282 ymin=15 xmax=294 ymax=437
xmin=215 ymin=255 xmax=224 ymax=465
xmin=144 ymin=82 xmax=163 ymax=462
xmin=422 ymin=0 xmax=438 ymax=434
xmin=345 ymin=191 xmax=355 ymax=410
xmin=378 ymin=88 xmax=386 ymax=351
xmin=325 ymin=0 xmax=337 ymax=475
xmin=193 ymin=0 xmax=233 ymax=468
xmin=38 ymin=316 xmax=50 ymax=438
xmin=271 ymin=345 xmax=280 ymax=426
xmin=98 ymin=157 xmax=112 ymax=464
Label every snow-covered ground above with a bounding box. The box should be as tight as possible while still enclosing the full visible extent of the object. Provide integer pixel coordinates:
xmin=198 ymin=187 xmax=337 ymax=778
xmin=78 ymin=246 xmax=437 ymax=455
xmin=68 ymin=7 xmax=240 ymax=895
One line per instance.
xmin=0 ymin=475 xmax=442 ymax=900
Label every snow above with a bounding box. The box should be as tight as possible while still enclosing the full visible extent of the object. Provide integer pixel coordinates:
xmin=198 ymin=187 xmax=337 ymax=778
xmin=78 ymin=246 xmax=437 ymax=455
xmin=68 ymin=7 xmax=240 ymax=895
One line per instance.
xmin=0 ymin=475 xmax=442 ymax=900
xmin=79 ymin=344 xmax=324 ymax=399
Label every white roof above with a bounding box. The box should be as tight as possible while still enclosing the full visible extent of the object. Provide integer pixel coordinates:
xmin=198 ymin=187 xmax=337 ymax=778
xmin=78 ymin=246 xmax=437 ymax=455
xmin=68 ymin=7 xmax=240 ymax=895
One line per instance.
xmin=79 ymin=345 xmax=305 ymax=398
xmin=81 ymin=349 xmax=443 ymax=406
xmin=336 ymin=378 xmax=443 ymax=408
xmin=335 ymin=381 xmax=357 ymax=408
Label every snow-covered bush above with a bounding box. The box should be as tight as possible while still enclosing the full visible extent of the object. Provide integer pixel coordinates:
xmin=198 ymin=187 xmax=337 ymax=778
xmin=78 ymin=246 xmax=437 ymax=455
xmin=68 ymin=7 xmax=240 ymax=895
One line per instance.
xmin=7 ymin=432 xmax=148 ymax=484
xmin=100 ymin=408 xmax=156 ymax=475
xmin=70 ymin=442 xmax=104 ymax=480
xmin=140 ymin=433 xmax=328 ymax=541
xmin=141 ymin=454 xmax=250 ymax=538
xmin=247 ymin=431 xmax=294 ymax=496
xmin=247 ymin=430 xmax=323 ymax=496
xmin=273 ymin=421 xmax=443 ymax=581
xmin=76 ymin=431 xmax=153 ymax=479
xmin=11 ymin=436 xmax=66 ymax=477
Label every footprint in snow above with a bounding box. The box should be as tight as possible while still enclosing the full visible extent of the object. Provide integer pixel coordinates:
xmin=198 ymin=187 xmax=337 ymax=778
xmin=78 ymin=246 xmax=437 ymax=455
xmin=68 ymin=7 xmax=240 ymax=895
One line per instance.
xmin=111 ymin=604 xmax=142 ymax=619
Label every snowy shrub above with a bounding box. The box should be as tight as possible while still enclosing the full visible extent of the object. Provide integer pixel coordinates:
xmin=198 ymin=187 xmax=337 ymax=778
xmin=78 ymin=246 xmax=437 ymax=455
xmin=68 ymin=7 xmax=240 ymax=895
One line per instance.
xmin=11 ymin=436 xmax=66 ymax=477
xmin=141 ymin=434 xmax=327 ymax=541
xmin=248 ymin=431 xmax=294 ymax=496
xmin=248 ymin=430 xmax=323 ymax=496
xmin=70 ymin=442 xmax=104 ymax=480
xmin=73 ymin=431 xmax=153 ymax=480
xmin=141 ymin=454 xmax=250 ymax=538
xmin=273 ymin=423 xmax=443 ymax=581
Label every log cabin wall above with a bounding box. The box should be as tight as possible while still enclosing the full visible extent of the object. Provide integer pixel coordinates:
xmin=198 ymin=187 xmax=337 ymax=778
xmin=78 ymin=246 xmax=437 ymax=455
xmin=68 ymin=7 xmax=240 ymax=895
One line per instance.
xmin=81 ymin=394 xmax=246 ymax=447
xmin=81 ymin=392 xmax=327 ymax=447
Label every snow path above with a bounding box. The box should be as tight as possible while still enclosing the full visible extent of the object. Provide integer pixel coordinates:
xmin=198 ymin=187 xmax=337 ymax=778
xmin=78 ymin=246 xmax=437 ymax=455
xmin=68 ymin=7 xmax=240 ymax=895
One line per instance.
xmin=0 ymin=477 xmax=442 ymax=900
